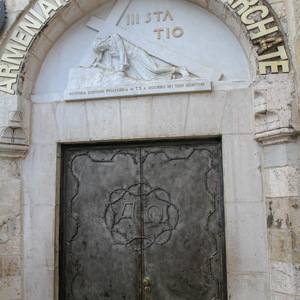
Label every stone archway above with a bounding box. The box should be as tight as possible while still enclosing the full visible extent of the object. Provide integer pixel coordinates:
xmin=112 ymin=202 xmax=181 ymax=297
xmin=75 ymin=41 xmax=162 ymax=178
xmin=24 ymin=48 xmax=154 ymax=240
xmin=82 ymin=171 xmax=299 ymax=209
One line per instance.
xmin=0 ymin=1 xmax=299 ymax=300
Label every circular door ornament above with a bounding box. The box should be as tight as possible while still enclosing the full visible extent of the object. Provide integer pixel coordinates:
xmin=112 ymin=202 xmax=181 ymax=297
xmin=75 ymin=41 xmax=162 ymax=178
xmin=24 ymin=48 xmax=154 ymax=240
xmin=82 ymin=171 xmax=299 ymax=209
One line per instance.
xmin=0 ymin=2 xmax=5 ymax=31
xmin=105 ymin=182 xmax=179 ymax=251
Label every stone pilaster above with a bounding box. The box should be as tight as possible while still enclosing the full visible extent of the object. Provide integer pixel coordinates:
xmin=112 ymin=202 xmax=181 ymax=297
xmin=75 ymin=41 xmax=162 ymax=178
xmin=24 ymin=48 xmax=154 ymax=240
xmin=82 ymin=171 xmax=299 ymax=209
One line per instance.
xmin=0 ymin=155 xmax=23 ymax=300
xmin=256 ymin=133 xmax=300 ymax=299
xmin=0 ymin=95 xmax=30 ymax=300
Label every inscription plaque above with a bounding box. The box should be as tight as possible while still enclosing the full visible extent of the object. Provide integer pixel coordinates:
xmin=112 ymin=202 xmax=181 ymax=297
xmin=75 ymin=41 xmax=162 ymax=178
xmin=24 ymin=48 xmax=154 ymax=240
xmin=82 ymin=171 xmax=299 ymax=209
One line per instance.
xmin=65 ymin=77 xmax=211 ymax=101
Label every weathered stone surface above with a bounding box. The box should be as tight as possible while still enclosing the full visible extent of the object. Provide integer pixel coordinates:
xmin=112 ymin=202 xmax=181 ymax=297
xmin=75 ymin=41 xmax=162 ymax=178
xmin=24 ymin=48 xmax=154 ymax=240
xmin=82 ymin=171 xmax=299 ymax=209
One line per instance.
xmin=291 ymin=0 xmax=300 ymax=34
xmin=3 ymin=257 xmax=21 ymax=277
xmin=0 ymin=223 xmax=8 ymax=244
xmin=208 ymin=0 xmax=227 ymax=19
xmin=228 ymin=273 xmax=269 ymax=300
xmin=185 ymin=91 xmax=226 ymax=135
xmin=295 ymin=28 xmax=300 ymax=99
xmin=24 ymin=268 xmax=54 ymax=300
xmin=271 ymin=2 xmax=287 ymax=31
xmin=226 ymin=202 xmax=268 ymax=272
xmin=19 ymin=57 xmax=41 ymax=100
xmin=264 ymin=142 xmax=300 ymax=168
xmin=0 ymin=237 xmax=21 ymax=256
xmin=85 ymin=99 xmax=121 ymax=140
xmin=0 ymin=205 xmax=20 ymax=217
xmin=4 ymin=0 xmax=30 ymax=13
xmin=24 ymin=205 xmax=55 ymax=268
xmin=189 ymin=0 xmax=207 ymax=7
xmin=267 ymin=197 xmax=300 ymax=230
xmin=54 ymin=101 xmax=90 ymax=141
xmin=253 ymin=74 xmax=295 ymax=132
xmin=150 ymin=94 xmax=188 ymax=137
xmin=265 ymin=166 xmax=300 ymax=198
xmin=59 ymin=1 xmax=83 ymax=26
xmin=29 ymin=34 xmax=52 ymax=61
xmin=31 ymin=103 xmax=58 ymax=144
xmin=42 ymin=15 xmax=68 ymax=42
xmin=268 ymin=230 xmax=297 ymax=262
xmin=120 ymin=96 xmax=152 ymax=139
xmin=20 ymin=77 xmax=35 ymax=101
xmin=270 ymin=261 xmax=300 ymax=295
xmin=221 ymin=89 xmax=253 ymax=134
xmin=0 ymin=215 xmax=21 ymax=242
xmin=0 ymin=276 xmax=21 ymax=299
xmin=0 ymin=258 xmax=2 ymax=277
xmin=24 ymin=144 xmax=57 ymax=206
xmin=223 ymin=135 xmax=263 ymax=202
xmin=293 ymin=231 xmax=300 ymax=263
xmin=8 ymin=215 xmax=21 ymax=238
xmin=271 ymin=291 xmax=300 ymax=300
xmin=0 ymin=160 xmax=20 ymax=179
xmin=75 ymin=0 xmax=106 ymax=13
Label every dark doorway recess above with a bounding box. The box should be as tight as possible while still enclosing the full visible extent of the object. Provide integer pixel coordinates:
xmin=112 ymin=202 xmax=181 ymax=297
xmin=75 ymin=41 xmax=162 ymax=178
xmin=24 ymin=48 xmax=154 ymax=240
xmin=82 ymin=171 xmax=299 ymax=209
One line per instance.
xmin=59 ymin=139 xmax=227 ymax=299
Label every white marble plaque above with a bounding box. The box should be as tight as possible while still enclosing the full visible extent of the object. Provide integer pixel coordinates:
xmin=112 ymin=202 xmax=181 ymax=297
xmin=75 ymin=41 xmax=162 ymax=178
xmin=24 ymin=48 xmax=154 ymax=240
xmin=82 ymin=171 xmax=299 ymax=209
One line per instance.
xmin=64 ymin=78 xmax=211 ymax=101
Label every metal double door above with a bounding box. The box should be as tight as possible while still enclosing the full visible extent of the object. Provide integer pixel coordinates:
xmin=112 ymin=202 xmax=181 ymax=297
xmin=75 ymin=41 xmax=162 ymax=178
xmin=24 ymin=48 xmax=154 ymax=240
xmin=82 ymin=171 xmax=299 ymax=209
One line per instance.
xmin=60 ymin=140 xmax=227 ymax=299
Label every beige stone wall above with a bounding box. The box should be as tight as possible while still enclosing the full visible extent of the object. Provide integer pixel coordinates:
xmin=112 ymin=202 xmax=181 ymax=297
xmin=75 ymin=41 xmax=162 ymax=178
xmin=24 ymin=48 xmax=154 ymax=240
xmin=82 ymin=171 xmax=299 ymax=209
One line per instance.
xmin=0 ymin=2 xmax=32 ymax=299
xmin=263 ymin=139 xmax=300 ymax=299
xmin=0 ymin=0 xmax=299 ymax=299
xmin=263 ymin=1 xmax=300 ymax=299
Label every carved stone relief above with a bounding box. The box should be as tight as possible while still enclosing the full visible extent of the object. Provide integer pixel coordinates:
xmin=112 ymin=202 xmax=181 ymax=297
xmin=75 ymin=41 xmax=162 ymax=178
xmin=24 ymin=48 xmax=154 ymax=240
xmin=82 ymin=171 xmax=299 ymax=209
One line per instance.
xmin=65 ymin=32 xmax=212 ymax=100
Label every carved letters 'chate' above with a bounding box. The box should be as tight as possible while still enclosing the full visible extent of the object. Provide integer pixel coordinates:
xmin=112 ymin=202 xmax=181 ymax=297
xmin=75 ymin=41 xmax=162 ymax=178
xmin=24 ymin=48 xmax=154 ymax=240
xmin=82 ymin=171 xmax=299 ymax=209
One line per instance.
xmin=227 ymin=0 xmax=289 ymax=74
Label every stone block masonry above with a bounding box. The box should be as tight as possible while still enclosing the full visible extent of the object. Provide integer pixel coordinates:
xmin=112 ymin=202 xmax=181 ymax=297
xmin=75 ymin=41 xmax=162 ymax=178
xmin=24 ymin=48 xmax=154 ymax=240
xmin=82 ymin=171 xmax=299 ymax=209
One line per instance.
xmin=0 ymin=159 xmax=22 ymax=300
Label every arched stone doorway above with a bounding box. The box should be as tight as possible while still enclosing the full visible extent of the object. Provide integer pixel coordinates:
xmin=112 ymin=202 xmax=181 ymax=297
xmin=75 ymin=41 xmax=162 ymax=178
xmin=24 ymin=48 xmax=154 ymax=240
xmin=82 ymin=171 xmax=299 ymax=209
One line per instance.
xmin=24 ymin=1 xmax=262 ymax=298
xmin=0 ymin=0 xmax=299 ymax=299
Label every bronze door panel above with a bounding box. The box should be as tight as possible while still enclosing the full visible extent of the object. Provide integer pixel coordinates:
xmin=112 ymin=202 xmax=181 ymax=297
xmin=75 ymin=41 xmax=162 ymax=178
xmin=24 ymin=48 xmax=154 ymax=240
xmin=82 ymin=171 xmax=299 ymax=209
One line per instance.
xmin=60 ymin=140 xmax=227 ymax=299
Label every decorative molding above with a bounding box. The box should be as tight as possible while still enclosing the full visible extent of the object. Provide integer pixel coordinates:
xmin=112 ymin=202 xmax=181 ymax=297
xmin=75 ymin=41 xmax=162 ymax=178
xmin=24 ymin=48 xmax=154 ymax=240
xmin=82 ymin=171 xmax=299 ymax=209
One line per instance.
xmin=0 ymin=142 xmax=28 ymax=158
xmin=0 ymin=111 xmax=27 ymax=144
xmin=0 ymin=109 xmax=29 ymax=156
xmin=254 ymin=127 xmax=297 ymax=145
